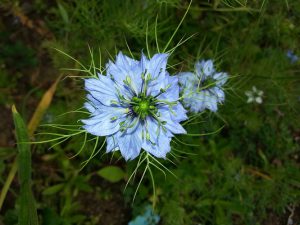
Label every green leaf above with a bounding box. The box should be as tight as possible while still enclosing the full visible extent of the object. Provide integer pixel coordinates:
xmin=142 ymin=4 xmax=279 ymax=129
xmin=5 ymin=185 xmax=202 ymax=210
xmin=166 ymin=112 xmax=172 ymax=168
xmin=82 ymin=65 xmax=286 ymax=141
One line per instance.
xmin=12 ymin=105 xmax=39 ymax=225
xmin=97 ymin=166 xmax=125 ymax=183
xmin=0 ymin=147 xmax=17 ymax=159
xmin=41 ymin=207 xmax=62 ymax=225
xmin=57 ymin=1 xmax=69 ymax=25
xmin=42 ymin=183 xmax=65 ymax=195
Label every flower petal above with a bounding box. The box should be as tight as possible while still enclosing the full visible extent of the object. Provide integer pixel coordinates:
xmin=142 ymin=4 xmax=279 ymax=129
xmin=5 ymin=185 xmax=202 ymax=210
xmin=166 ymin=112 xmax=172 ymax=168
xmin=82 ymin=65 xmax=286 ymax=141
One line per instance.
xmin=178 ymin=72 xmax=195 ymax=87
xmin=115 ymin=127 xmax=142 ymax=160
xmin=211 ymin=87 xmax=225 ymax=102
xmin=82 ymin=118 xmax=120 ymax=136
xmin=256 ymin=97 xmax=263 ymax=104
xmin=257 ymin=90 xmax=264 ymax=96
xmin=245 ymin=91 xmax=252 ymax=97
xmin=157 ymin=75 xmax=179 ymax=101
xmin=106 ymin=136 xmax=119 ymax=152
xmin=247 ymin=97 xmax=254 ymax=103
xmin=195 ymin=60 xmax=215 ymax=78
xmin=147 ymin=53 xmax=169 ymax=79
xmin=82 ymin=106 xmax=127 ymax=136
xmin=142 ymin=119 xmax=171 ymax=158
xmin=106 ymin=52 xmax=143 ymax=95
xmin=205 ymin=95 xmax=218 ymax=112
xmin=84 ymin=77 xmax=119 ymax=106
xmin=106 ymin=52 xmax=138 ymax=81
xmin=213 ymin=72 xmax=228 ymax=86
xmin=139 ymin=53 xmax=149 ymax=72
xmin=170 ymin=103 xmax=188 ymax=122
xmin=83 ymin=102 xmax=96 ymax=113
xmin=159 ymin=108 xmax=186 ymax=134
xmin=192 ymin=91 xmax=207 ymax=112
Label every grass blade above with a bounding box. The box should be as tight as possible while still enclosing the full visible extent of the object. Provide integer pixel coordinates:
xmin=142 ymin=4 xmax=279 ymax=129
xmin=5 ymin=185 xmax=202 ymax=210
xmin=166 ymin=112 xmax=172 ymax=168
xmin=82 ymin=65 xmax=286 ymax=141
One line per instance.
xmin=12 ymin=105 xmax=39 ymax=225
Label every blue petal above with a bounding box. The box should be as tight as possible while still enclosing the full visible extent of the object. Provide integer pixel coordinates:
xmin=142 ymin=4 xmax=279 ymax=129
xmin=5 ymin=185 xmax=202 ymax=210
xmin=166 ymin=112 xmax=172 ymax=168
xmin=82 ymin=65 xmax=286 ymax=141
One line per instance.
xmin=195 ymin=60 xmax=215 ymax=78
xmin=82 ymin=118 xmax=120 ymax=136
xmin=115 ymin=125 xmax=142 ymax=160
xmin=204 ymin=94 xmax=218 ymax=112
xmin=157 ymin=103 xmax=187 ymax=123
xmin=130 ymin=64 xmax=144 ymax=94
xmin=159 ymin=108 xmax=186 ymax=134
xmin=86 ymin=94 xmax=103 ymax=108
xmin=106 ymin=52 xmax=143 ymax=95
xmin=83 ymin=102 xmax=95 ymax=113
xmin=106 ymin=52 xmax=139 ymax=82
xmin=291 ymin=55 xmax=299 ymax=63
xmin=146 ymin=73 xmax=167 ymax=97
xmin=157 ymin=75 xmax=179 ymax=101
xmin=82 ymin=106 xmax=127 ymax=136
xmin=115 ymin=51 xmax=138 ymax=70
xmin=106 ymin=136 xmax=119 ymax=152
xmin=188 ymin=92 xmax=206 ymax=112
xmin=142 ymin=117 xmax=171 ymax=158
xmin=178 ymin=72 xmax=196 ymax=88
xmin=145 ymin=117 xmax=162 ymax=140
xmin=124 ymin=118 xmax=142 ymax=134
xmin=211 ymin=87 xmax=225 ymax=102
xmin=139 ymin=53 xmax=149 ymax=72
xmin=147 ymin=53 xmax=169 ymax=79
xmin=85 ymin=77 xmax=119 ymax=106
xmin=142 ymin=133 xmax=171 ymax=158
xmin=128 ymin=216 xmax=147 ymax=225
xmin=106 ymin=60 xmax=126 ymax=83
xmin=287 ymin=50 xmax=293 ymax=58
xmin=146 ymin=57 xmax=171 ymax=96
xmin=213 ymin=72 xmax=228 ymax=86
xmin=170 ymin=103 xmax=188 ymax=122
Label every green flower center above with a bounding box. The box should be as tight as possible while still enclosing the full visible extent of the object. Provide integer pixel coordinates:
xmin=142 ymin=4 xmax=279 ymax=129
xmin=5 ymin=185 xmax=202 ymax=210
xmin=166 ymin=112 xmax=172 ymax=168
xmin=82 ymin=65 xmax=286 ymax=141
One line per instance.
xmin=139 ymin=100 xmax=150 ymax=111
xmin=131 ymin=95 xmax=157 ymax=119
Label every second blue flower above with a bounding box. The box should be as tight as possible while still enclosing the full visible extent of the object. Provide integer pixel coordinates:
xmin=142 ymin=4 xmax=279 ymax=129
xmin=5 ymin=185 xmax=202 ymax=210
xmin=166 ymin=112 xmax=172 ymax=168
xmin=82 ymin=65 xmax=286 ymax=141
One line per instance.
xmin=178 ymin=60 xmax=228 ymax=113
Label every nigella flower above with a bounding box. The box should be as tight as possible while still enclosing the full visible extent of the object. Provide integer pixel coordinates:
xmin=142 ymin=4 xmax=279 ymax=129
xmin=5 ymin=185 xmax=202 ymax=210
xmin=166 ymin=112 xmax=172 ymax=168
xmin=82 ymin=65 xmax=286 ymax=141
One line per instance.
xmin=177 ymin=60 xmax=228 ymax=113
xmin=245 ymin=86 xmax=263 ymax=104
xmin=82 ymin=52 xmax=187 ymax=160
xmin=128 ymin=205 xmax=160 ymax=225
xmin=286 ymin=50 xmax=298 ymax=64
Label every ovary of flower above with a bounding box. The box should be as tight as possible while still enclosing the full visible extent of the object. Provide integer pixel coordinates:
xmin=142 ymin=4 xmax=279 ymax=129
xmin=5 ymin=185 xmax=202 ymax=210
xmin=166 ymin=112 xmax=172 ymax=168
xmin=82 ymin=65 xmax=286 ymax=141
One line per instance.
xmin=245 ymin=86 xmax=263 ymax=104
xmin=82 ymin=52 xmax=188 ymax=160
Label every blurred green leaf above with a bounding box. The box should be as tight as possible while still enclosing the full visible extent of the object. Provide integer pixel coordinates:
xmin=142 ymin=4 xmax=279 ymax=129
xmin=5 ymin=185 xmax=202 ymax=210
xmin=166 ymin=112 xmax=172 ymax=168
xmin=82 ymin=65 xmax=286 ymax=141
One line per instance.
xmin=97 ymin=166 xmax=125 ymax=183
xmin=42 ymin=183 xmax=65 ymax=195
xmin=3 ymin=209 xmax=18 ymax=225
xmin=41 ymin=207 xmax=62 ymax=225
xmin=57 ymin=1 xmax=69 ymax=25
xmin=74 ymin=175 xmax=92 ymax=192
xmin=0 ymin=147 xmax=17 ymax=159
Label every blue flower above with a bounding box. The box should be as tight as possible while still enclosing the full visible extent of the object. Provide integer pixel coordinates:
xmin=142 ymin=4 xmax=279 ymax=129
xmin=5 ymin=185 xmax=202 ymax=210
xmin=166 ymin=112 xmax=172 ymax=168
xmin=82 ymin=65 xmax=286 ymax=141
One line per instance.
xmin=82 ymin=52 xmax=187 ymax=160
xmin=128 ymin=205 xmax=160 ymax=225
xmin=287 ymin=50 xmax=298 ymax=64
xmin=177 ymin=59 xmax=228 ymax=113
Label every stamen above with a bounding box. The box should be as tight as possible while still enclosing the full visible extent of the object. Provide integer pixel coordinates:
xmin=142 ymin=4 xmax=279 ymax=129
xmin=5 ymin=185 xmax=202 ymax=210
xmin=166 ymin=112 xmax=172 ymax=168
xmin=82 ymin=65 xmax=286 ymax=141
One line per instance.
xmin=110 ymin=116 xmax=118 ymax=121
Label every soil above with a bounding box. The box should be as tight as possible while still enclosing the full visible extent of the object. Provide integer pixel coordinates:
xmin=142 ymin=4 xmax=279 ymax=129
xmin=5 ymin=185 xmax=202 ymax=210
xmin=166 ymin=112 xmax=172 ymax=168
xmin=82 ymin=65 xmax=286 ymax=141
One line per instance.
xmin=77 ymin=178 xmax=131 ymax=225
xmin=263 ymin=207 xmax=300 ymax=225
